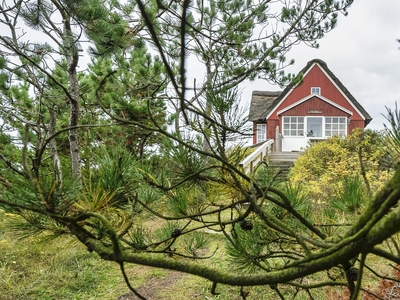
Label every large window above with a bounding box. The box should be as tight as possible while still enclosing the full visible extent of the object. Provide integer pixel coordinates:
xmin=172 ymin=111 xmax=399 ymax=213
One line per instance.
xmin=325 ymin=117 xmax=347 ymax=137
xmin=307 ymin=117 xmax=323 ymax=137
xmin=283 ymin=117 xmax=304 ymax=136
xmin=256 ymin=124 xmax=266 ymax=143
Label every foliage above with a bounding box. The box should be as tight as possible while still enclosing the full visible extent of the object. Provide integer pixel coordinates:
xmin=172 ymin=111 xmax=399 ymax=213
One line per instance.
xmin=384 ymin=102 xmax=400 ymax=162
xmin=290 ymin=129 xmax=395 ymax=202
xmin=6 ymin=211 xmax=396 ymax=300
xmin=81 ymin=46 xmax=168 ymax=159
xmin=4 ymin=1 xmax=400 ymax=300
xmin=330 ymin=175 xmax=367 ymax=214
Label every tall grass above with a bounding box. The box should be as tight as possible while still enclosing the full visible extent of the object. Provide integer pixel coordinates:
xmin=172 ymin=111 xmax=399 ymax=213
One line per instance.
xmin=0 ymin=211 xmax=128 ymax=300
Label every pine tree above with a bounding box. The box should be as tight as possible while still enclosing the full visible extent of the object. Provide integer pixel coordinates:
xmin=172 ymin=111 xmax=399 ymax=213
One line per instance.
xmin=4 ymin=1 xmax=400 ymax=299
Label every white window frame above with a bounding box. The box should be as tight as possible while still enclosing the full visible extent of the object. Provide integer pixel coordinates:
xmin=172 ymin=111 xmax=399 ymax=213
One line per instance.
xmin=306 ymin=117 xmax=323 ymax=137
xmin=325 ymin=117 xmax=347 ymax=137
xmin=282 ymin=116 xmax=304 ymax=137
xmin=311 ymin=87 xmax=321 ymax=95
xmin=256 ymin=124 xmax=266 ymax=143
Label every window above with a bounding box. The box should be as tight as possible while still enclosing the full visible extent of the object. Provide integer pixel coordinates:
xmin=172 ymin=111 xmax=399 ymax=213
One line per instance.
xmin=325 ymin=117 xmax=347 ymax=137
xmin=283 ymin=116 xmax=304 ymax=136
xmin=311 ymin=87 xmax=321 ymax=95
xmin=256 ymin=124 xmax=266 ymax=143
xmin=307 ymin=117 xmax=323 ymax=137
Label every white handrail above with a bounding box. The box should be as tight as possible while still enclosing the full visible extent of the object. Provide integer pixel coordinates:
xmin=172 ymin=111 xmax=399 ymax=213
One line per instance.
xmin=239 ymin=139 xmax=274 ymax=174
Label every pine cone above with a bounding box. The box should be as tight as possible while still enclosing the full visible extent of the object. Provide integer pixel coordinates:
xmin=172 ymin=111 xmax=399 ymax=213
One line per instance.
xmin=346 ymin=267 xmax=358 ymax=282
xmin=171 ymin=228 xmax=182 ymax=238
xmin=239 ymin=220 xmax=253 ymax=231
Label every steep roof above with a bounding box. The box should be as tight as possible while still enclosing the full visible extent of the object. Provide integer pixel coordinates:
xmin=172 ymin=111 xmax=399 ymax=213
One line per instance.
xmin=249 ymin=59 xmax=372 ymax=125
xmin=248 ymin=91 xmax=281 ymax=121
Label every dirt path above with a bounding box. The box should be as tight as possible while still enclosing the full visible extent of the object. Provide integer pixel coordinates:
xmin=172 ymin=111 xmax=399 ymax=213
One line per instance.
xmin=117 ymin=270 xmax=185 ymax=300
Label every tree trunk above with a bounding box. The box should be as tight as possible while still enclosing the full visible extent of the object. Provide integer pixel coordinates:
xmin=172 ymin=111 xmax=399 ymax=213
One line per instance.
xmin=63 ymin=17 xmax=81 ymax=181
xmin=48 ymin=109 xmax=63 ymax=184
xmin=68 ymin=69 xmax=81 ymax=180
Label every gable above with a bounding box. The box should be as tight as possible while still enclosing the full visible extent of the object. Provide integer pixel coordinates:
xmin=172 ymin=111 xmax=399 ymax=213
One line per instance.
xmin=268 ymin=63 xmax=363 ymax=120
xmin=256 ymin=59 xmax=372 ymax=126
xmin=277 ymin=96 xmax=352 ymax=117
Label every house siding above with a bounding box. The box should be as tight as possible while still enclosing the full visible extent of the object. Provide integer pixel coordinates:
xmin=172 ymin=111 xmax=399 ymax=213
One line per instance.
xmin=269 ymin=64 xmax=364 ymax=123
xmin=348 ymin=120 xmax=365 ymax=134
xmin=252 ymin=123 xmax=256 ymax=144
xmin=250 ymin=59 xmax=371 ymax=148
xmin=280 ymin=97 xmax=352 ymax=117
xmin=267 ymin=119 xmax=279 ymax=140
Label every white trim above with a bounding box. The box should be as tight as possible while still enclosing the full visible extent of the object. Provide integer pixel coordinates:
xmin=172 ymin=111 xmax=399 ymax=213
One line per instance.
xmin=276 ymin=94 xmax=353 ymax=116
xmin=281 ymin=116 xmax=349 ymax=151
xmin=282 ymin=116 xmax=304 ymax=137
xmin=324 ymin=116 xmax=348 ymax=137
xmin=306 ymin=116 xmax=323 ymax=138
xmin=256 ymin=124 xmax=266 ymax=143
xmin=317 ymin=65 xmax=365 ymax=121
xmin=266 ymin=62 xmax=365 ymax=120
xmin=266 ymin=62 xmax=318 ymax=120
xmin=311 ymin=87 xmax=321 ymax=95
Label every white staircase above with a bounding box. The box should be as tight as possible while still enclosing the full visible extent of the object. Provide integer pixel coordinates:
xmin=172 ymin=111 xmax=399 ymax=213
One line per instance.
xmin=239 ymin=140 xmax=274 ymax=174
xmin=268 ymin=152 xmax=300 ymax=180
xmin=240 ymin=140 xmax=300 ymax=177
xmin=269 ymin=152 xmax=300 ymax=162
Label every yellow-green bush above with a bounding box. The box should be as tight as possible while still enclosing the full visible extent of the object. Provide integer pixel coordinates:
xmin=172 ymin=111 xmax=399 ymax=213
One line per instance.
xmin=289 ymin=129 xmax=394 ymax=202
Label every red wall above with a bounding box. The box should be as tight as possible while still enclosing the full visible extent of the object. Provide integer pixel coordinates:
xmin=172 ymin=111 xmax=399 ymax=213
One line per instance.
xmin=253 ymin=63 xmax=367 ymax=144
xmin=281 ymin=96 xmax=352 ymax=117
xmin=269 ymin=64 xmax=364 ymax=122
xmin=252 ymin=120 xmax=278 ymax=144
xmin=348 ymin=120 xmax=365 ymax=133
xmin=267 ymin=119 xmax=279 ymax=139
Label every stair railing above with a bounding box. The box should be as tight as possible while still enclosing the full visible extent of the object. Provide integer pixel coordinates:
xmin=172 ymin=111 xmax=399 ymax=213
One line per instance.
xmin=239 ymin=139 xmax=274 ymax=174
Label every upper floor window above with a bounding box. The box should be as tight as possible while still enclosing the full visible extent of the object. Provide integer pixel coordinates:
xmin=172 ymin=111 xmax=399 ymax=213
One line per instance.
xmin=256 ymin=124 xmax=266 ymax=143
xmin=311 ymin=87 xmax=321 ymax=95
xmin=325 ymin=117 xmax=347 ymax=137
xmin=283 ymin=116 xmax=304 ymax=136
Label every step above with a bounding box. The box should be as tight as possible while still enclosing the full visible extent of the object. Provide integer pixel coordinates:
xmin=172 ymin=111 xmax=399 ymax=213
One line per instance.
xmin=268 ymin=155 xmax=297 ymax=180
xmin=269 ymin=162 xmax=294 ymax=172
xmin=269 ymin=152 xmax=300 ymax=162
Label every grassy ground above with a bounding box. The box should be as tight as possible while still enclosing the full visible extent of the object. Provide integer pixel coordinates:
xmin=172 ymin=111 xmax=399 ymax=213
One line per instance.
xmin=0 ymin=211 xmax=344 ymax=300
xmin=1 ymin=209 xmax=398 ymax=300
xmin=0 ymin=210 xmax=253 ymax=300
xmin=0 ymin=213 xmax=125 ymax=299
xmin=0 ymin=210 xmax=268 ymax=300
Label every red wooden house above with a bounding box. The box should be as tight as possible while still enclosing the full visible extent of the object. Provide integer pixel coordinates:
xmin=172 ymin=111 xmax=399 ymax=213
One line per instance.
xmin=249 ymin=59 xmax=372 ymax=152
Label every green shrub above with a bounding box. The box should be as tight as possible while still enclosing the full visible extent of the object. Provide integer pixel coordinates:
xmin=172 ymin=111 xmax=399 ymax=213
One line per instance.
xmin=290 ymin=129 xmax=394 ymax=202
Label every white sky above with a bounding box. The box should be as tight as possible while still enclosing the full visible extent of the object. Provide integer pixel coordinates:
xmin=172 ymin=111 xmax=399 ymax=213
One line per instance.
xmin=242 ymin=0 xmax=400 ymax=131
xmin=2 ymin=1 xmax=398 ymax=132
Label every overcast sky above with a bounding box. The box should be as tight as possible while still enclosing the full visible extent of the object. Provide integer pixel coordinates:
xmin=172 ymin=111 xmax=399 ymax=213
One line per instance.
xmin=3 ymin=1 xmax=397 ymax=131
xmin=243 ymin=0 xmax=400 ymax=131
